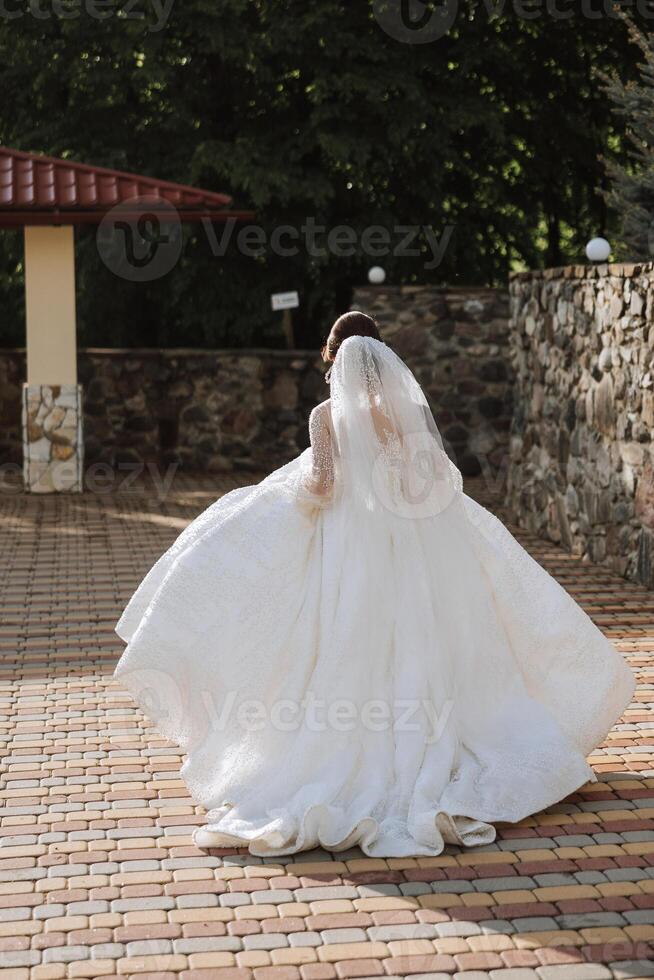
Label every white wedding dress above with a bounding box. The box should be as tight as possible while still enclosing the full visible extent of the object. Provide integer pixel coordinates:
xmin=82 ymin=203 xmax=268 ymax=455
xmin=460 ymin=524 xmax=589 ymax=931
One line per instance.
xmin=115 ymin=335 xmax=635 ymax=857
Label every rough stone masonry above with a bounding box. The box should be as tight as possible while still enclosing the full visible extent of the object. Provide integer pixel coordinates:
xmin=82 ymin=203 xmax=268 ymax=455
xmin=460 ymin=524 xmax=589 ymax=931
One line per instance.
xmin=509 ymin=261 xmax=654 ymax=588
xmin=353 ymin=285 xmax=513 ymax=479
xmin=0 ymin=285 xmax=512 ymax=484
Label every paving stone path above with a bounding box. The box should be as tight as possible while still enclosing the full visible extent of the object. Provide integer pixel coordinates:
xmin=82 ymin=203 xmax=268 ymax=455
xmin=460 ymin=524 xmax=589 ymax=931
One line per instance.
xmin=0 ymin=475 xmax=653 ymax=980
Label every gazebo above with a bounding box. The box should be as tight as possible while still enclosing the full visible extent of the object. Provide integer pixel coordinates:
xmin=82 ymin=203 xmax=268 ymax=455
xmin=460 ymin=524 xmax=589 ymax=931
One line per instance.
xmin=0 ymin=145 xmax=253 ymax=493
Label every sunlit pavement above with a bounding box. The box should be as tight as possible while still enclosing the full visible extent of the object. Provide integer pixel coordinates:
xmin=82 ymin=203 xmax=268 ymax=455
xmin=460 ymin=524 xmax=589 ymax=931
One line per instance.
xmin=0 ymin=474 xmax=652 ymax=980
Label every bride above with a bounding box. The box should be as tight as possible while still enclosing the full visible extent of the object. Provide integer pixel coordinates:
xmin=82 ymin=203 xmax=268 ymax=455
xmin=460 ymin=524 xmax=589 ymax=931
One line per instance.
xmin=114 ymin=311 xmax=634 ymax=857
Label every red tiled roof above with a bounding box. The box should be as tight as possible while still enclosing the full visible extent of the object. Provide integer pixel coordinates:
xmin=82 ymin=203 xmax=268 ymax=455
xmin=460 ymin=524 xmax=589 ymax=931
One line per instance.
xmin=0 ymin=146 xmax=253 ymax=226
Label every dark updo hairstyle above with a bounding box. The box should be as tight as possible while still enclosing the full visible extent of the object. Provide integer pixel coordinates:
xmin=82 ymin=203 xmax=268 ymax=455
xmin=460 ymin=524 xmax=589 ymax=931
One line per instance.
xmin=323 ymin=311 xmax=381 ymax=362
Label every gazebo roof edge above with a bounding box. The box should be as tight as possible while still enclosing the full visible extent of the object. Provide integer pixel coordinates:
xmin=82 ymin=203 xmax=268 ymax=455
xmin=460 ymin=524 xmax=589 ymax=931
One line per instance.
xmin=0 ymin=145 xmax=255 ymax=224
xmin=0 ymin=209 xmax=255 ymax=228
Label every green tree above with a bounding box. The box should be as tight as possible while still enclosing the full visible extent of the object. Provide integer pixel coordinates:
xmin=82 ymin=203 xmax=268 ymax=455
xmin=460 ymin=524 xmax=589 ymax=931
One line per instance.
xmin=602 ymin=15 xmax=654 ymax=259
xmin=0 ymin=1 xmax=644 ymax=348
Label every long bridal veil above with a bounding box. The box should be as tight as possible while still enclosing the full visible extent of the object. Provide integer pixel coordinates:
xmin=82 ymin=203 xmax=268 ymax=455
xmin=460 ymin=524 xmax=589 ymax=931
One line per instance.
xmin=329 ymin=334 xmax=462 ymax=520
xmin=115 ymin=335 xmax=634 ymax=857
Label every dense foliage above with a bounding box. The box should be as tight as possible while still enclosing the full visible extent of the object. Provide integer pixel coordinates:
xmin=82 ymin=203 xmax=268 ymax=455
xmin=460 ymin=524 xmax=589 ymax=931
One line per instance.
xmin=0 ymin=1 xmax=645 ymax=348
xmin=603 ymin=15 xmax=654 ymax=260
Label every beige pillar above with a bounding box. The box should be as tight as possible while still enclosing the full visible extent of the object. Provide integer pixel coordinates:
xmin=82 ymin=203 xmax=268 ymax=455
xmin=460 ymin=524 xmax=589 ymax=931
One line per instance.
xmin=22 ymin=225 xmax=83 ymax=493
xmin=25 ymin=226 xmax=77 ymax=385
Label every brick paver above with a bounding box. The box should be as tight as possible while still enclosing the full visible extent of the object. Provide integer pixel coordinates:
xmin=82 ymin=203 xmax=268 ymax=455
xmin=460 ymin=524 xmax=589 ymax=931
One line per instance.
xmin=0 ymin=474 xmax=652 ymax=980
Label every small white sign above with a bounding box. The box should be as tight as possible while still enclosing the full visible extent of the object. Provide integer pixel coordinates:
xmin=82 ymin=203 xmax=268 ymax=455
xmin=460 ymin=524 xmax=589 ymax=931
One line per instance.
xmin=271 ymin=290 xmax=299 ymax=311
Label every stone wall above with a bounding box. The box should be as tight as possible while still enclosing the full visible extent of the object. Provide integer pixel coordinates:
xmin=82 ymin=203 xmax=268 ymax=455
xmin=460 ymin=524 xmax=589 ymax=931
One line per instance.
xmin=353 ymin=285 xmax=512 ymax=476
xmin=509 ymin=262 xmax=654 ymax=586
xmin=23 ymin=383 xmax=83 ymax=493
xmin=0 ymin=348 xmax=327 ymax=475
xmin=0 ymin=284 xmax=511 ymax=480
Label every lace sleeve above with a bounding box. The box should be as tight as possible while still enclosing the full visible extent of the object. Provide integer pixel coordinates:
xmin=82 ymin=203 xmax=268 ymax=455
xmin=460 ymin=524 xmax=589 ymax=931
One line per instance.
xmin=300 ymin=401 xmax=334 ymax=506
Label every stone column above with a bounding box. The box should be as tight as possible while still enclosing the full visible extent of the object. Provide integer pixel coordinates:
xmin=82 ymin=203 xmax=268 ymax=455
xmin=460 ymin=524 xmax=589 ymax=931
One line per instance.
xmin=22 ymin=384 xmax=83 ymax=492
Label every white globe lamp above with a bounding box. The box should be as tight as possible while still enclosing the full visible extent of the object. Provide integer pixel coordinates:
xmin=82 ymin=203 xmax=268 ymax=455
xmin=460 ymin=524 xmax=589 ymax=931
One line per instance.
xmin=368 ymin=265 xmax=386 ymax=284
xmin=586 ymin=237 xmax=611 ymax=263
